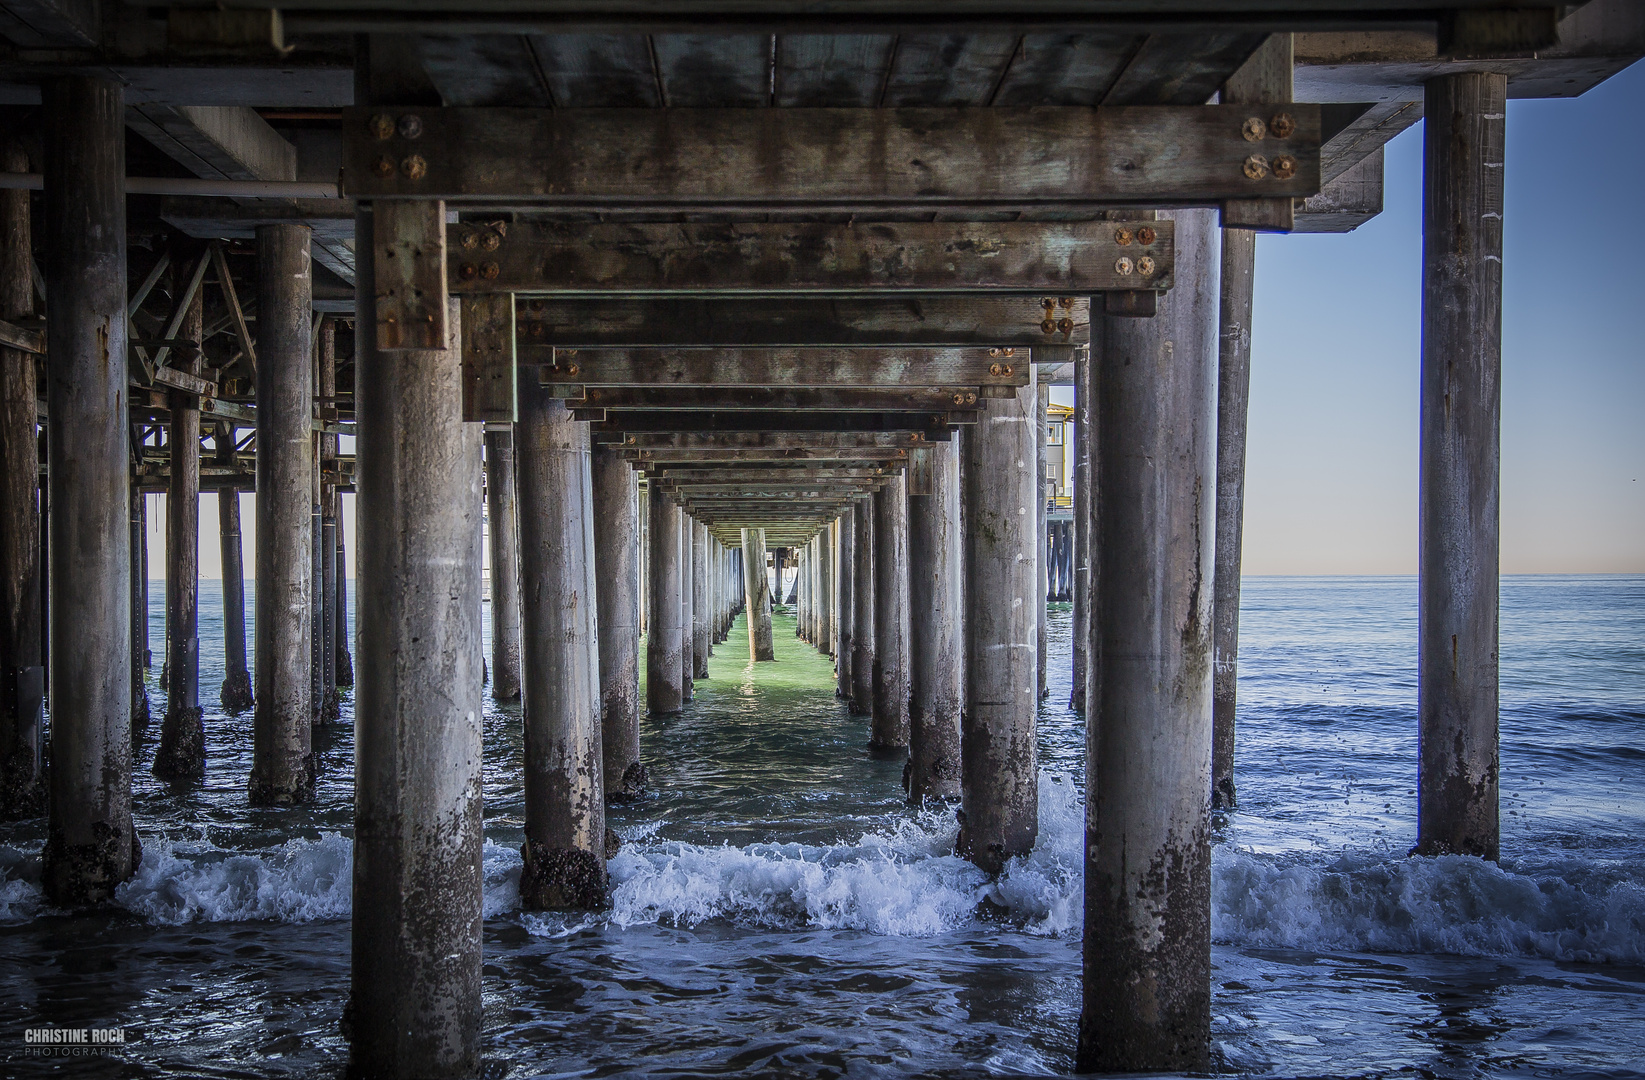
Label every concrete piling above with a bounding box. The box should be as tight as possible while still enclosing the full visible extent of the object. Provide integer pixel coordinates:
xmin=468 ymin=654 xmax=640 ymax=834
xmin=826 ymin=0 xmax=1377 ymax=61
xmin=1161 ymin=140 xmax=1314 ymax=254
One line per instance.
xmin=693 ymin=520 xmax=710 ymax=676
xmin=350 ymin=194 xmax=483 ymax=1076
xmin=646 ymin=487 xmax=685 ymax=714
xmin=1416 ymin=72 xmax=1506 ymax=862
xmin=154 ymin=281 xmax=204 ymax=780
xmin=957 ymin=365 xmax=1039 ymax=874
xmin=1077 ymin=208 xmax=1219 ymax=1073
xmin=850 ymin=498 xmax=875 ymax=716
xmin=835 ymin=513 xmax=855 ymax=699
xmin=0 ymin=138 xmax=43 ymax=817
xmin=335 ymin=509 xmax=353 ymax=688
xmin=130 ymin=490 xmax=150 ymax=732
xmin=592 ymin=442 xmax=643 ymax=800
xmin=818 ymin=524 xmax=833 ymax=658
xmin=872 ymin=476 xmax=910 ymax=751
xmin=40 ymin=75 xmax=137 ymax=904
xmin=217 ymin=442 xmax=253 ymax=715
xmin=681 ymin=514 xmax=695 ymax=700
xmin=1036 ymin=382 xmax=1049 ymax=699
xmin=907 ymin=441 xmax=962 ymax=802
xmin=516 ymin=386 xmax=607 ymax=910
xmin=484 ymin=429 xmax=523 ymax=701
xmin=248 ymin=223 xmax=314 ymax=806
xmin=1071 ymin=350 xmax=1092 ymax=714
xmin=741 ymin=526 xmax=775 ymax=661
xmin=1213 ymin=226 xmax=1256 ymax=810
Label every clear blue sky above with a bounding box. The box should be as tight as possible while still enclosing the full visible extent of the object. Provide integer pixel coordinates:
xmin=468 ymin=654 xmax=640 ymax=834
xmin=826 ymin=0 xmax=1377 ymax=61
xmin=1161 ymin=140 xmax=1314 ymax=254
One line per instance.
xmin=166 ymin=59 xmax=1645 ymax=578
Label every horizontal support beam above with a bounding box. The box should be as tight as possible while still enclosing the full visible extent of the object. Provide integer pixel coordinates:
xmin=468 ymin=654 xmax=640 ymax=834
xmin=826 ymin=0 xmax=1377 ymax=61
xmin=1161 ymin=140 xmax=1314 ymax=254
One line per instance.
xmin=572 ymin=386 xmax=983 ymax=412
xmin=592 ymin=411 xmax=958 ymax=435
xmin=517 ymin=297 xmax=1086 ymax=349
xmin=651 ymin=467 xmax=894 ymax=482
xmin=152 ymin=364 xmax=217 ymax=397
xmin=627 ymin=448 xmax=911 ymax=465
xmin=537 ymin=346 xmax=1030 ymax=388
xmin=610 ymin=431 xmax=932 ymax=451
xmin=344 ymin=105 xmax=1321 ymax=209
xmin=450 ymin=220 xmax=1174 ymax=295
xmin=0 ymin=317 xmax=45 ymax=355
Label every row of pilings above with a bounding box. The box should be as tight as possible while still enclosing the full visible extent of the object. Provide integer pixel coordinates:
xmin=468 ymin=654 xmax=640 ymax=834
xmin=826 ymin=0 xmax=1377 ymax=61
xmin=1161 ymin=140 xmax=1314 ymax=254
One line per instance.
xmin=0 ymin=65 xmax=1507 ymax=1079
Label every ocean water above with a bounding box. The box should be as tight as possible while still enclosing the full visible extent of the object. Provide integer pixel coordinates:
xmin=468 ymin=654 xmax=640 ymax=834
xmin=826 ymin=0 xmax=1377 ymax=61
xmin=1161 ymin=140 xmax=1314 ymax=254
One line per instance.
xmin=1 ymin=575 xmax=1642 ymax=1078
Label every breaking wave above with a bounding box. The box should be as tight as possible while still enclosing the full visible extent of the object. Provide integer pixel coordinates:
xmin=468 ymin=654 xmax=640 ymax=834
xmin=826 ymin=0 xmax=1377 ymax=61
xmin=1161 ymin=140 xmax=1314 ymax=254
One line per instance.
xmin=2 ymin=773 xmax=1641 ymax=964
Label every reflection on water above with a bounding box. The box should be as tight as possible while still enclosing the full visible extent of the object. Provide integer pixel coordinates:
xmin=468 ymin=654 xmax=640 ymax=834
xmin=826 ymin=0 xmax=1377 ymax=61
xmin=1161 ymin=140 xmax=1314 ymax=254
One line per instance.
xmin=1 ymin=577 xmax=1643 ymax=1077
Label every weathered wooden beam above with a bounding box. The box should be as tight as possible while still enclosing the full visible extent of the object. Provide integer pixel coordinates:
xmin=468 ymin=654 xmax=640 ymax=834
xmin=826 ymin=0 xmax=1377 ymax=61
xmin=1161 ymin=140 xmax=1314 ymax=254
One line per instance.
xmin=608 ymin=431 xmax=931 ymax=451
xmin=152 ymin=364 xmax=216 ymax=397
xmin=373 ymin=200 xmax=448 ymax=351
xmin=651 ymin=467 xmax=894 ymax=483
xmin=518 ymin=297 xmax=1086 ymax=350
xmin=536 ymin=346 xmax=1029 ymax=388
xmin=628 ymin=447 xmax=911 ymax=464
xmin=343 ymin=105 xmax=1321 ymax=210
xmin=1220 ymin=33 xmax=1296 ymax=232
xmin=573 ymin=386 xmax=983 ymax=412
xmin=0 ymin=317 xmax=44 ymax=354
xmin=592 ymin=411 xmax=957 ymax=436
xmin=459 ymin=292 xmax=516 ymax=422
xmin=449 ymin=220 xmax=1174 ymax=295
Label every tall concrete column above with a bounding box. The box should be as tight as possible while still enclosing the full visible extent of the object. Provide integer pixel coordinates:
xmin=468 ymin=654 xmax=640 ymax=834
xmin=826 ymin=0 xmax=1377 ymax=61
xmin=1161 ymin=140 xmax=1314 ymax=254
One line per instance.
xmin=40 ymin=77 xmax=136 ymax=903
xmin=516 ymin=387 xmax=606 ymax=910
xmin=1078 ymin=208 xmax=1219 ymax=1073
xmin=958 ymin=367 xmax=1039 ymax=874
xmin=872 ymin=477 xmax=910 ymax=750
xmin=351 ymin=199 xmax=483 ymax=1077
xmin=218 ymin=430 xmax=253 ymax=713
xmin=319 ymin=322 xmax=339 ymax=723
xmin=0 ymin=138 xmax=42 ymax=817
xmin=154 ymin=283 xmax=204 ymax=779
xmin=1036 ymin=381 xmax=1050 ymax=699
xmin=646 ymin=487 xmax=684 ymax=714
xmin=741 ymin=527 xmax=774 ymax=661
xmin=692 ymin=520 xmax=710 ymax=676
xmin=335 ymin=503 xmax=353 ymax=688
xmin=680 ymin=514 xmax=695 ymax=700
xmin=1213 ymin=227 xmax=1256 ymax=809
xmin=907 ymin=441 xmax=962 ymax=802
xmin=130 ymin=490 xmax=149 ymax=732
xmin=484 ymin=429 xmax=523 ymax=701
xmin=835 ymin=512 xmax=854 ymax=699
xmin=248 ymin=224 xmax=314 ymax=806
xmin=1417 ymin=72 xmax=1505 ymax=862
xmin=817 ymin=524 xmax=833 ymax=658
xmin=592 ymin=443 xmax=642 ymax=799
xmin=850 ymin=498 xmax=876 ymax=716
xmin=1072 ymin=350 xmax=1092 ymax=713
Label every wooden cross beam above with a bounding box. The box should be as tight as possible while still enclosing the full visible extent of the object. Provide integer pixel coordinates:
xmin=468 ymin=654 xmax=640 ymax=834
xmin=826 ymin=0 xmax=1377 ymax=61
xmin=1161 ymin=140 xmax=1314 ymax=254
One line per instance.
xmin=517 ymin=297 xmax=1086 ymax=349
xmin=342 ymin=105 xmax=1321 ymax=212
xmin=539 ymin=347 xmax=1030 ymax=389
xmin=568 ymin=386 xmax=984 ymax=412
xmin=625 ymin=448 xmax=912 ymax=464
xmin=590 ymin=411 xmax=958 ymax=436
xmin=606 ymin=431 xmax=932 ymax=451
xmin=447 ymin=220 xmax=1175 ymax=295
xmin=649 ymin=467 xmax=895 ymax=482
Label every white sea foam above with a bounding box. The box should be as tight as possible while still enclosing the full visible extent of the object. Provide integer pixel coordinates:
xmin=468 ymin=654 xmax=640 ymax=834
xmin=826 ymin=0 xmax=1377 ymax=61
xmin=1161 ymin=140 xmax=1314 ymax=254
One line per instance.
xmin=4 ymin=769 xmax=1642 ymax=967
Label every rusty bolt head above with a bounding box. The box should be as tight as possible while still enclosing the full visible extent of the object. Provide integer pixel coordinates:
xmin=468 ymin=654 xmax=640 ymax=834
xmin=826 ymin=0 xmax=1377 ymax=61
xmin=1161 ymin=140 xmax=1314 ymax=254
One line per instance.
xmin=481 ymin=262 xmax=500 ymax=280
xmin=953 ymin=393 xmax=966 ymax=405
xmin=1114 ymin=227 xmax=1133 ymax=246
xmin=1270 ymin=112 xmax=1296 ymax=139
xmin=397 ymin=114 xmax=424 ymax=140
xmin=1002 ymin=348 xmax=1015 ymax=356
xmin=481 ymin=232 xmax=501 ymax=252
xmin=1115 ymin=256 xmax=1134 ymax=276
xmin=1058 ymin=296 xmax=1074 ymax=309
xmin=1137 ymin=226 xmax=1156 ymax=245
xmin=1001 ymin=364 xmax=1013 ymax=376
xmin=372 ymin=156 xmax=395 ymax=177
xmin=459 ymin=263 xmax=477 ymax=280
xmin=1137 ymin=256 xmax=1156 ymax=277
xmin=460 ymin=230 xmax=478 ymax=250
xmin=1040 ymin=318 xmax=1057 ymax=334
xmin=1243 ymin=154 xmax=1269 ymax=180
xmin=989 ymin=363 xmax=1004 ymax=376
xmin=1041 ymin=297 xmax=1055 ymax=310
xmin=965 ymin=393 xmax=977 ymax=405
xmin=401 ymin=155 xmax=427 ymax=180
xmin=1056 ymin=317 xmax=1073 ymax=334
xmin=368 ymin=114 xmax=395 ymax=140
xmin=567 ymin=363 xmax=580 ymax=376
xmin=989 ymin=348 xmax=1001 ymax=357
xmin=1242 ymin=117 xmax=1267 ymax=142
xmin=1272 ymin=155 xmax=1297 ymax=180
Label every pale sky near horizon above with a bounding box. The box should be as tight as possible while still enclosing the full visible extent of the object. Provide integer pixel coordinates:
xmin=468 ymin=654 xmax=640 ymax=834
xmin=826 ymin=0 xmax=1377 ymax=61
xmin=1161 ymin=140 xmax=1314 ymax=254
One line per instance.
xmin=159 ymin=59 xmax=1644 ymax=580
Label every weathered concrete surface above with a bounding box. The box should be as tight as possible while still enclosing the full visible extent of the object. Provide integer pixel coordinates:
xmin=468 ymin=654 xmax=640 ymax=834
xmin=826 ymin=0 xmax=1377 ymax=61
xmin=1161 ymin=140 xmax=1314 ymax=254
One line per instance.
xmin=1213 ymin=226 xmax=1256 ymax=810
xmin=835 ymin=513 xmax=854 ymax=700
xmin=592 ymin=442 xmax=644 ymax=801
xmin=741 ymin=527 xmax=775 ymax=661
xmin=957 ymin=368 xmax=1038 ymax=875
xmin=0 ymin=138 xmax=42 ymax=818
xmin=681 ymin=513 xmax=695 ymax=701
xmin=40 ymin=77 xmax=137 ymax=903
xmin=248 ymin=223 xmax=313 ymax=806
xmin=692 ymin=519 xmax=710 ymax=677
xmin=907 ymin=441 xmax=962 ymax=802
xmin=218 ymin=439 xmax=253 ymax=714
xmin=1071 ymin=351 xmax=1091 ymax=714
xmin=1078 ymin=208 xmax=1219 ymax=1074
xmin=1036 ymin=381 xmax=1049 ymax=700
xmin=1416 ymin=72 xmax=1504 ymax=863
xmin=485 ymin=429 xmax=523 ymax=702
xmin=872 ymin=477 xmax=910 ymax=751
xmin=516 ymin=386 xmax=606 ymax=910
xmin=646 ymin=488 xmax=685 ymax=714
xmin=850 ymin=499 xmax=875 ymax=716
xmin=154 ymin=284 xmax=204 ymax=781
xmin=817 ymin=524 xmax=833 ymax=658
xmin=351 ymin=224 xmax=484 ymax=1078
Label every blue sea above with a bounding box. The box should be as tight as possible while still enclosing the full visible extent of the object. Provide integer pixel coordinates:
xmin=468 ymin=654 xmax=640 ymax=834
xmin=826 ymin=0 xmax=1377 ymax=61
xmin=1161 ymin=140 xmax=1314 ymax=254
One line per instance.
xmin=1 ymin=575 xmax=1641 ymax=1077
